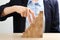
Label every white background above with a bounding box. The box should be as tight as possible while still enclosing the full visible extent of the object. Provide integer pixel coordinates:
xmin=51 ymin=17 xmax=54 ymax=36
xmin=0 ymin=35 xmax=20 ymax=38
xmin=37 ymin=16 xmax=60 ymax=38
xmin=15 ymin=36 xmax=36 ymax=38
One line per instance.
xmin=0 ymin=0 xmax=13 ymax=33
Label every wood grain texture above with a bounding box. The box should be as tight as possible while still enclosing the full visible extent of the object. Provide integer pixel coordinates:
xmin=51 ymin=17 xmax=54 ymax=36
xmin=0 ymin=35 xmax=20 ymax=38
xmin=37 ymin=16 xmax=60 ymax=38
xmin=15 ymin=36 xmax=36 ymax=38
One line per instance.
xmin=22 ymin=11 xmax=43 ymax=38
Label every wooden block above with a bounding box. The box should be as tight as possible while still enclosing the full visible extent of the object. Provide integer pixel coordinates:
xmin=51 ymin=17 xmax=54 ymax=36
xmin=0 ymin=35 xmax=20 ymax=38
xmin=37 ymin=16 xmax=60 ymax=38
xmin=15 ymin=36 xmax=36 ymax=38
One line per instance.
xmin=21 ymin=11 xmax=43 ymax=38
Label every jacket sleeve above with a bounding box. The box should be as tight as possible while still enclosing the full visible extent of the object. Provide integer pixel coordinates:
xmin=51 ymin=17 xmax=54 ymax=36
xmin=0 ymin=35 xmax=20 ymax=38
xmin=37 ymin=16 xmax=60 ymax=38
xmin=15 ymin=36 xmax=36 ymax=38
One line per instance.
xmin=0 ymin=1 xmax=13 ymax=21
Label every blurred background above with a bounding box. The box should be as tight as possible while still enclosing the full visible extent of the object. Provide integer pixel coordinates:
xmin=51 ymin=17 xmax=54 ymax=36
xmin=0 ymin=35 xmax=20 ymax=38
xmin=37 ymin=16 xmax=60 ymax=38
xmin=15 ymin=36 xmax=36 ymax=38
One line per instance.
xmin=0 ymin=0 xmax=13 ymax=33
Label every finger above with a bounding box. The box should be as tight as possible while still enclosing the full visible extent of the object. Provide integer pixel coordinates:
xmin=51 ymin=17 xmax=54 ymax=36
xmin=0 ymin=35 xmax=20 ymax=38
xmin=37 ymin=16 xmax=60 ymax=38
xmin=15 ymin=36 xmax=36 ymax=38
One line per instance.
xmin=29 ymin=9 xmax=36 ymax=21
xmin=21 ymin=7 xmax=27 ymax=17
xmin=20 ymin=9 xmax=25 ymax=17
xmin=27 ymin=9 xmax=32 ymax=23
xmin=20 ymin=12 xmax=24 ymax=17
xmin=23 ymin=8 xmax=27 ymax=17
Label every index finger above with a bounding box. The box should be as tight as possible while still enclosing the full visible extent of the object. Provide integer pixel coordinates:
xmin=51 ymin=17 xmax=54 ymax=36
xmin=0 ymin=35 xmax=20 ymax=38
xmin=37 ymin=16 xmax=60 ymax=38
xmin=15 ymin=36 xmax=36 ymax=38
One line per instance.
xmin=29 ymin=9 xmax=36 ymax=21
xmin=27 ymin=8 xmax=32 ymax=24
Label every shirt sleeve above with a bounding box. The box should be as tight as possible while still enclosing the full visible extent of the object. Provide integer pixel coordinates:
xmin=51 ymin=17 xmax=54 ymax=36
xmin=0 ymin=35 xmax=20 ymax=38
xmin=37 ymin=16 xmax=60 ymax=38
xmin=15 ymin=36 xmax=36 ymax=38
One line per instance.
xmin=0 ymin=1 xmax=12 ymax=21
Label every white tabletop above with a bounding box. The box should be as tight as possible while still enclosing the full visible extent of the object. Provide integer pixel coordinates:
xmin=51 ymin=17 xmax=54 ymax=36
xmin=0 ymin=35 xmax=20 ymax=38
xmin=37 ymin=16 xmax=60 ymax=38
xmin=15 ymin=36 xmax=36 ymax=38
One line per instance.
xmin=0 ymin=33 xmax=60 ymax=40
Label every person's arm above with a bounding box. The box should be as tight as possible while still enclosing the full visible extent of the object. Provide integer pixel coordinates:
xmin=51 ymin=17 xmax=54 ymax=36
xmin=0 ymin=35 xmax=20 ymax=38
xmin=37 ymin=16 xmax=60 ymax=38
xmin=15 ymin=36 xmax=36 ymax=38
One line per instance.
xmin=0 ymin=1 xmax=12 ymax=21
xmin=1 ymin=6 xmax=16 ymax=16
xmin=0 ymin=5 xmax=35 ymax=24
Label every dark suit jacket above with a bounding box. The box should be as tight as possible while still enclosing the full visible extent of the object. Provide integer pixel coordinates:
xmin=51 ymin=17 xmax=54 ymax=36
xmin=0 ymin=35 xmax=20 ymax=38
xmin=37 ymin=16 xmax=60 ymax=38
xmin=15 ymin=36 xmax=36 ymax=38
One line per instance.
xmin=0 ymin=0 xmax=59 ymax=33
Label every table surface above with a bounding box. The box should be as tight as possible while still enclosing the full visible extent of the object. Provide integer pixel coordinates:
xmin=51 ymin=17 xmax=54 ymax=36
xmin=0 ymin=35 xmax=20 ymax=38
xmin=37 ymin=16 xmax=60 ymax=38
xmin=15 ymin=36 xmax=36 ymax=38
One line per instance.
xmin=0 ymin=33 xmax=60 ymax=40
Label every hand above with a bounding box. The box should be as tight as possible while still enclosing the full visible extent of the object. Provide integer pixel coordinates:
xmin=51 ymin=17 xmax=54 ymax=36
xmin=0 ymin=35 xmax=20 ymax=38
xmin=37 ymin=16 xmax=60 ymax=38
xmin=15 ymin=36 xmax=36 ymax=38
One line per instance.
xmin=13 ymin=5 xmax=35 ymax=23
xmin=3 ymin=6 xmax=15 ymax=16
